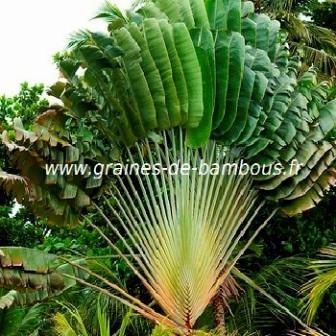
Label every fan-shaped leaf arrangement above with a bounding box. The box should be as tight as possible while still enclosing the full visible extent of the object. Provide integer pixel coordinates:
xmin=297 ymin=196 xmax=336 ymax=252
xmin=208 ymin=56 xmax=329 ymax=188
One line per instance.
xmin=3 ymin=1 xmax=336 ymax=224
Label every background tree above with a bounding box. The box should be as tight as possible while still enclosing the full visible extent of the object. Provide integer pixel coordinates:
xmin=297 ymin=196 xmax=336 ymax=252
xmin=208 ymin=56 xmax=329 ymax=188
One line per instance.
xmin=254 ymin=0 xmax=336 ymax=77
xmin=0 ymin=83 xmax=48 ymax=206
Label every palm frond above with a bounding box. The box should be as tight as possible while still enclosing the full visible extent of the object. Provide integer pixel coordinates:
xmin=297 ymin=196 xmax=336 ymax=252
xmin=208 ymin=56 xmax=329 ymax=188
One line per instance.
xmin=283 ymin=12 xmax=311 ymax=42
xmin=233 ymin=267 xmax=312 ymax=331
xmin=0 ymin=304 xmax=45 ymax=336
xmin=306 ymin=25 xmax=336 ymax=54
xmin=54 ymin=312 xmax=78 ymax=336
xmin=259 ymin=0 xmax=295 ymax=14
xmin=288 ymin=327 xmax=330 ymax=336
xmin=56 ymin=302 xmax=89 ymax=336
xmin=97 ymin=298 xmax=111 ymax=336
xmin=67 ymin=30 xmax=92 ymax=50
xmin=296 ymin=24 xmax=336 ymax=76
xmin=301 ymin=244 xmax=336 ymax=324
xmin=263 ymin=7 xmax=336 ymax=76
xmin=302 ymin=46 xmax=336 ymax=77
xmin=17 ymin=305 xmax=46 ymax=335
xmin=93 ymin=1 xmax=128 ymax=25
xmin=115 ymin=308 xmax=132 ymax=336
xmin=75 ymin=287 xmax=151 ymax=336
xmin=226 ymin=256 xmax=309 ymax=333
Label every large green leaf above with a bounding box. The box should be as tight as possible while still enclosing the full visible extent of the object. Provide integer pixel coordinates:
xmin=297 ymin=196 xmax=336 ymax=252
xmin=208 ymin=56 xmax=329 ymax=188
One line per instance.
xmin=128 ymin=23 xmax=170 ymax=129
xmin=223 ymin=65 xmax=256 ymax=144
xmin=212 ymin=31 xmax=231 ymax=129
xmin=186 ymin=28 xmax=215 ymax=147
xmin=205 ymin=0 xmax=228 ymax=30
xmin=144 ymin=19 xmax=180 ymax=127
xmin=216 ymin=32 xmax=245 ymax=135
xmin=114 ymin=28 xmax=155 ymax=133
xmin=159 ymin=20 xmax=187 ymax=125
xmin=173 ymin=22 xmax=204 ymax=128
xmin=0 ymin=247 xmax=87 ymax=307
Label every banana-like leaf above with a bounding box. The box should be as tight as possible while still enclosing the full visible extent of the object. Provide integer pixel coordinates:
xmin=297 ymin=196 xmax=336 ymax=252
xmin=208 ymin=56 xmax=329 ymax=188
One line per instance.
xmin=216 ymin=32 xmax=245 ymax=135
xmin=0 ymin=290 xmax=17 ymax=310
xmin=1 ymin=110 xmax=97 ymax=226
xmin=173 ymin=22 xmax=204 ymax=128
xmin=128 ymin=22 xmax=171 ymax=129
xmin=160 ymin=20 xmax=188 ymax=126
xmin=0 ymin=171 xmax=30 ymax=202
xmin=186 ymin=28 xmax=215 ymax=147
xmin=114 ymin=27 xmax=157 ymax=132
xmin=0 ymin=247 xmax=87 ymax=307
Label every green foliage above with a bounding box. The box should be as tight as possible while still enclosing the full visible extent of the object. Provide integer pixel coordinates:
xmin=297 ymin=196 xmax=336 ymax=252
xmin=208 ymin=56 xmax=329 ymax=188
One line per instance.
xmin=301 ymin=244 xmax=336 ymax=325
xmin=53 ymin=299 xmax=150 ymax=336
xmin=0 ymin=1 xmax=335 ymax=335
xmin=0 ymin=82 xmax=48 ymax=129
xmin=0 ymin=83 xmax=48 ymax=206
xmin=54 ymin=303 xmax=90 ymax=336
xmin=257 ymin=193 xmax=336 ymax=259
xmin=0 ymin=247 xmax=88 ymax=307
xmin=307 ymin=0 xmax=336 ymax=31
xmin=1 ymin=1 xmax=336 ymax=226
xmin=257 ymin=0 xmax=336 ymax=77
xmin=0 ymin=206 xmax=43 ymax=247
xmin=0 ymin=81 xmax=118 ymax=225
xmin=252 ymin=193 xmax=336 ymax=333
xmin=228 ymin=258 xmax=309 ymax=334
xmin=1 ymin=108 xmax=110 ymax=226
xmin=151 ymin=325 xmax=175 ymax=336
xmin=0 ymin=304 xmax=46 ymax=336
xmin=47 ymin=0 xmax=336 ymax=222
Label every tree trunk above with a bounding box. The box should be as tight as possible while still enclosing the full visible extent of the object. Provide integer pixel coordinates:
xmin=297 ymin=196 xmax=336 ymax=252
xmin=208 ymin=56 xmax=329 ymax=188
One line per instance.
xmin=213 ymin=295 xmax=226 ymax=336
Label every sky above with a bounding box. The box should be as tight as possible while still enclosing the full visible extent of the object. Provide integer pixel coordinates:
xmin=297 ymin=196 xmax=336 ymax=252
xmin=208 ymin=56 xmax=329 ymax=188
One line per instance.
xmin=0 ymin=0 xmax=132 ymax=96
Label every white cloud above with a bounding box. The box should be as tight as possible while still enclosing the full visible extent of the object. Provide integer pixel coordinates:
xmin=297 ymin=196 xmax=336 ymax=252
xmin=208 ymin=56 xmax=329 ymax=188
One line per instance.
xmin=0 ymin=0 xmax=132 ymax=95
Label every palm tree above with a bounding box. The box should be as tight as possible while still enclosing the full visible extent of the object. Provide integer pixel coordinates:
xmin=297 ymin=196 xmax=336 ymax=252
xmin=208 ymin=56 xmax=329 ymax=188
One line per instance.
xmin=21 ymin=0 xmax=335 ymax=334
xmin=253 ymin=0 xmax=336 ymax=77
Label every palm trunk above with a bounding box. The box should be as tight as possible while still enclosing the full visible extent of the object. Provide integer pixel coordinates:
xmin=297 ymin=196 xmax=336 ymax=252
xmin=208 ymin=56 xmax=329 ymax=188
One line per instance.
xmin=255 ymin=0 xmax=261 ymax=13
xmin=213 ymin=295 xmax=226 ymax=336
xmin=213 ymin=272 xmax=242 ymax=335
